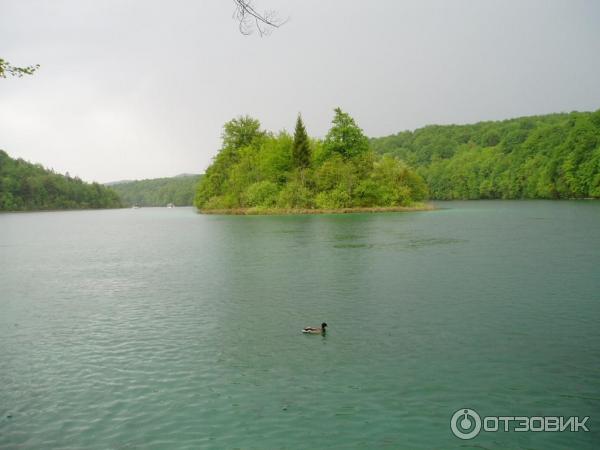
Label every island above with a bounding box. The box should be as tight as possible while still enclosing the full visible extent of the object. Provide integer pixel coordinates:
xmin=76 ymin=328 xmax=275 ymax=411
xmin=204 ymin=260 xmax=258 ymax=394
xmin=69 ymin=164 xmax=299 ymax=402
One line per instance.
xmin=194 ymin=109 xmax=431 ymax=214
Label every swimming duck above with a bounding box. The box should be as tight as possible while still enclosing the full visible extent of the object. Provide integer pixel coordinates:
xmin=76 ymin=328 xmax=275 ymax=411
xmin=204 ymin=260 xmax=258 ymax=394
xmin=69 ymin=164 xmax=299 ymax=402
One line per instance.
xmin=302 ymin=322 xmax=328 ymax=334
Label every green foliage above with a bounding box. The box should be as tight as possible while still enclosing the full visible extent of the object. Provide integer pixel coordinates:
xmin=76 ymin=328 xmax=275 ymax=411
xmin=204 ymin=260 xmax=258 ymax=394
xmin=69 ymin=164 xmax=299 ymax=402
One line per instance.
xmin=0 ymin=58 xmax=39 ymax=78
xmin=0 ymin=150 xmax=122 ymax=210
xmin=315 ymin=188 xmax=351 ymax=209
xmin=222 ymin=116 xmax=264 ymax=152
xmin=314 ymin=154 xmax=354 ymax=192
xmin=109 ymin=175 xmax=203 ymax=207
xmin=244 ymin=180 xmax=280 ymax=207
xmin=371 ymin=110 xmax=600 ymax=199
xmin=323 ymin=108 xmax=369 ymax=159
xmin=195 ymin=109 xmax=426 ymax=211
xmin=195 ymin=116 xmax=266 ymax=208
xmin=257 ymin=133 xmax=293 ymax=183
xmin=371 ymin=156 xmax=428 ymax=205
xmin=277 ymin=180 xmax=314 ymax=208
xmin=292 ymin=114 xmax=311 ymax=169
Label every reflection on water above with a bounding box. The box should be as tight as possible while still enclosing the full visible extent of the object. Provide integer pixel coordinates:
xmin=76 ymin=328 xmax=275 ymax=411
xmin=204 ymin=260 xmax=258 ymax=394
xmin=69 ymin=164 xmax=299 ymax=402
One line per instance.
xmin=333 ymin=243 xmax=371 ymax=249
xmin=333 ymin=236 xmax=466 ymax=250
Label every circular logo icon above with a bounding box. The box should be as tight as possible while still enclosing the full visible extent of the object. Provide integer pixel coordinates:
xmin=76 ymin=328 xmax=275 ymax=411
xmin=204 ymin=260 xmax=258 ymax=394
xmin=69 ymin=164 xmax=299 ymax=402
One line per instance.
xmin=450 ymin=408 xmax=481 ymax=440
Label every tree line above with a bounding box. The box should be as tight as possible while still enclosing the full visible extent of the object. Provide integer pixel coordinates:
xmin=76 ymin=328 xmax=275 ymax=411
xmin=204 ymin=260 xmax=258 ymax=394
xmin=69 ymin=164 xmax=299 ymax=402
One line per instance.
xmin=370 ymin=110 xmax=600 ymax=199
xmin=194 ymin=109 xmax=428 ymax=210
xmin=4 ymin=109 xmax=598 ymax=212
xmin=0 ymin=150 xmax=122 ymax=211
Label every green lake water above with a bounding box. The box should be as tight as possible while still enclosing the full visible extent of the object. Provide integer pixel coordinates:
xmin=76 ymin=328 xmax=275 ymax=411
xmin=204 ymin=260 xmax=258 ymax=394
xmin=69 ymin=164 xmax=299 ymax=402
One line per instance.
xmin=1 ymin=201 xmax=599 ymax=449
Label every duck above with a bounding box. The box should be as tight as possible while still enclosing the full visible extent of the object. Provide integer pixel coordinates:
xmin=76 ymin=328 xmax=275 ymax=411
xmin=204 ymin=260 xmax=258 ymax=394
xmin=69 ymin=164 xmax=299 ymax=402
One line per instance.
xmin=302 ymin=322 xmax=328 ymax=334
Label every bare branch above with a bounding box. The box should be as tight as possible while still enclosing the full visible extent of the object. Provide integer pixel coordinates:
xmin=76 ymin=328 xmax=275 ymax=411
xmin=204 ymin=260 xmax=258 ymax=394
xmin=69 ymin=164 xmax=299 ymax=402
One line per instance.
xmin=233 ymin=0 xmax=287 ymax=36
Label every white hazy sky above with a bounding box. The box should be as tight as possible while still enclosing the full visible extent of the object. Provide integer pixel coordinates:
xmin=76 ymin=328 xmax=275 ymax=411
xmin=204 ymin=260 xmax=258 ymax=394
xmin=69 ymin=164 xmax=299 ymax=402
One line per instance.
xmin=1 ymin=0 xmax=600 ymax=183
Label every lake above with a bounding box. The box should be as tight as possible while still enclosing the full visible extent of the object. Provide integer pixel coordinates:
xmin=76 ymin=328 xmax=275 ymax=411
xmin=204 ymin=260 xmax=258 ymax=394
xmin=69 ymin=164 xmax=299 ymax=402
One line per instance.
xmin=1 ymin=201 xmax=599 ymax=449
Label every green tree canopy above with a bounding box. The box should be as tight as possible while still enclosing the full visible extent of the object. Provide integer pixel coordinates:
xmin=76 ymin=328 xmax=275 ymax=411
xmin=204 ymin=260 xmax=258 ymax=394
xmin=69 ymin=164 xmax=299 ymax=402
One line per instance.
xmin=370 ymin=109 xmax=600 ymax=199
xmin=323 ymin=107 xmax=370 ymax=159
xmin=222 ymin=116 xmax=264 ymax=152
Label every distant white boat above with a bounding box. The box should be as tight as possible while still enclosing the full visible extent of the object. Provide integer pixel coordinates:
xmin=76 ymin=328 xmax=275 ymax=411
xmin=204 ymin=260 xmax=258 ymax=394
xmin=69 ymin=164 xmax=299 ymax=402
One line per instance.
xmin=166 ymin=203 xmax=175 ymax=208
xmin=132 ymin=205 xmax=140 ymax=209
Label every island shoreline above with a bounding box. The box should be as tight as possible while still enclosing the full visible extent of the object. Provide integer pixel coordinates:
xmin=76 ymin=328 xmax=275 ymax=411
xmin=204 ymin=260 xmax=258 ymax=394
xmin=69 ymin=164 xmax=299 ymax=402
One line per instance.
xmin=197 ymin=203 xmax=435 ymax=216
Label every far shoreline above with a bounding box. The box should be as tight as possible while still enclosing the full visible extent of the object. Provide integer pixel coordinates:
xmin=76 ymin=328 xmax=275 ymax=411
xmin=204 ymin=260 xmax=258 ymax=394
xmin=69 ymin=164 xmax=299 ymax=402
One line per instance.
xmin=196 ymin=203 xmax=435 ymax=216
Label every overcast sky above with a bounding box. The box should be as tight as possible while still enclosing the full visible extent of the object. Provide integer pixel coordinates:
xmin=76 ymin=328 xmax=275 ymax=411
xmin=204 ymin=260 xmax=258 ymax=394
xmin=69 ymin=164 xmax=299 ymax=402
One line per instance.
xmin=1 ymin=0 xmax=599 ymax=183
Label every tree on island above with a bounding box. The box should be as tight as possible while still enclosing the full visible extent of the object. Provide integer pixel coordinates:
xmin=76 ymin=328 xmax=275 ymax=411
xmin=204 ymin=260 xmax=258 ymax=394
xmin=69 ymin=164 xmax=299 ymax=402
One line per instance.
xmin=323 ymin=107 xmax=370 ymax=159
xmin=292 ymin=114 xmax=311 ymax=169
xmin=222 ymin=115 xmax=264 ymax=152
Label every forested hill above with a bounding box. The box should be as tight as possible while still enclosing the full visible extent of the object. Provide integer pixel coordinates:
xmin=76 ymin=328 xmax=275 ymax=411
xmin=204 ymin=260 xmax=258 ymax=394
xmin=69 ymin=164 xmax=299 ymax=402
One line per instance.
xmin=0 ymin=150 xmax=122 ymax=211
xmin=108 ymin=175 xmax=203 ymax=207
xmin=370 ymin=110 xmax=600 ymax=199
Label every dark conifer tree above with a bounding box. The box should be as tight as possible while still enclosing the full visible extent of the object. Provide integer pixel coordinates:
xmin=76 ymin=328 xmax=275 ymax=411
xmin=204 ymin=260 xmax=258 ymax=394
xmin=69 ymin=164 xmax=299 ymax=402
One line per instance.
xmin=292 ymin=114 xmax=311 ymax=169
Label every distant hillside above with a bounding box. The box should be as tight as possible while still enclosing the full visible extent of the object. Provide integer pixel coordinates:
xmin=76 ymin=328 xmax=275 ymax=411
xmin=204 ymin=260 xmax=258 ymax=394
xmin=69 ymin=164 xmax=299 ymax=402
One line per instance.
xmin=104 ymin=179 xmax=133 ymax=186
xmin=109 ymin=174 xmax=203 ymax=206
xmin=0 ymin=149 xmax=122 ymax=211
xmin=370 ymin=110 xmax=600 ymax=199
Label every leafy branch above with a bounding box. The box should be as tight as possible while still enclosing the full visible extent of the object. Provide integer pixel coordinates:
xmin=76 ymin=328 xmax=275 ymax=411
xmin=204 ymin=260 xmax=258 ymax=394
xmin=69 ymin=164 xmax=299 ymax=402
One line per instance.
xmin=0 ymin=58 xmax=40 ymax=78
